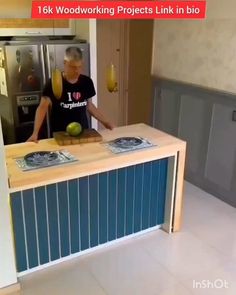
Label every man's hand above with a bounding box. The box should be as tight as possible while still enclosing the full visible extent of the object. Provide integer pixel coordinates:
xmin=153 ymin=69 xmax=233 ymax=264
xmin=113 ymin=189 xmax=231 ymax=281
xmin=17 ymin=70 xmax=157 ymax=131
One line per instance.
xmin=102 ymin=121 xmax=115 ymax=130
xmin=87 ymin=100 xmax=115 ymax=130
xmin=26 ymin=133 xmax=38 ymax=143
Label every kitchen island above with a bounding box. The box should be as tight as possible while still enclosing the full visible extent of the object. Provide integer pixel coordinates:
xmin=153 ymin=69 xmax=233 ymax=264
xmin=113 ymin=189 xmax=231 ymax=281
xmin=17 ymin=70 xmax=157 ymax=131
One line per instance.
xmin=4 ymin=123 xmax=186 ymax=279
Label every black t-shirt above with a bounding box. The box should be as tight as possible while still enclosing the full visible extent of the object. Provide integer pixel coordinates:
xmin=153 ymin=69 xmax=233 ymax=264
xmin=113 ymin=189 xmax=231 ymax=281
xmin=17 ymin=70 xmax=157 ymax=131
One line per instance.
xmin=42 ymin=74 xmax=96 ymax=133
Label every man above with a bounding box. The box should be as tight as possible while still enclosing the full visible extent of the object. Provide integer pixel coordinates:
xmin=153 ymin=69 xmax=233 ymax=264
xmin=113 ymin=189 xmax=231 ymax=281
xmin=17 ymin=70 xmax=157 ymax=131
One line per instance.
xmin=27 ymin=46 xmax=114 ymax=142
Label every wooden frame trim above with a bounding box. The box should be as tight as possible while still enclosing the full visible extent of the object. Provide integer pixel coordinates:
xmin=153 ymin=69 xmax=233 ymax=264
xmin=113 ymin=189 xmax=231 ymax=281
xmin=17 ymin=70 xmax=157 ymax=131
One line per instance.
xmin=0 ymin=19 xmax=69 ymax=28
xmin=162 ymin=154 xmax=177 ymax=233
xmin=162 ymin=145 xmax=186 ymax=233
xmin=172 ymin=147 xmax=186 ymax=232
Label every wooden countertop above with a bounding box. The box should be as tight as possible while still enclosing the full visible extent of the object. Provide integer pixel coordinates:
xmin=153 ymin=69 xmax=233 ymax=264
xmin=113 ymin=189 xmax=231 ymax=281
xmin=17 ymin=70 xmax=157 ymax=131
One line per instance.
xmin=5 ymin=123 xmax=186 ymax=192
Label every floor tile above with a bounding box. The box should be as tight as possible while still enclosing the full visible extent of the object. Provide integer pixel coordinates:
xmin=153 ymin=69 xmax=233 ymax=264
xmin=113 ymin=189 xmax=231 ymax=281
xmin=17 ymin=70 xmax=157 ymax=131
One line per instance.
xmin=19 ymin=260 xmax=107 ymax=295
xmin=183 ymin=260 xmax=236 ymax=295
xmin=84 ymin=241 xmax=178 ymax=295
xmin=156 ymin=282 xmax=194 ymax=295
xmin=136 ymin=230 xmax=228 ymax=281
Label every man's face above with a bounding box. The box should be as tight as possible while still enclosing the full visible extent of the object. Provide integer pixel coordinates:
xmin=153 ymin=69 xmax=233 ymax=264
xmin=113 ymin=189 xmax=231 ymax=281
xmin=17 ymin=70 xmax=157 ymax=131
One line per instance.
xmin=64 ymin=60 xmax=83 ymax=80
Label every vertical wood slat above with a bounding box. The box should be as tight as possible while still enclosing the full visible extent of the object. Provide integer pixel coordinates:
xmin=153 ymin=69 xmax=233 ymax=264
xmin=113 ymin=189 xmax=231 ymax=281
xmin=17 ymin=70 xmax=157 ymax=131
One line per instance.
xmin=125 ymin=166 xmax=135 ymax=235
xmin=57 ymin=182 xmax=70 ymax=257
xmin=117 ymin=168 xmax=126 ymax=239
xmin=10 ymin=158 xmax=168 ymax=273
xmin=68 ymin=179 xmax=80 ymax=254
xmin=10 ymin=192 xmax=27 ymax=272
xmin=79 ymin=177 xmax=89 ymax=251
xmin=142 ymin=161 xmax=152 ymax=230
xmin=34 ymin=187 xmax=49 ymax=265
xmin=108 ymin=170 xmax=117 ymax=241
xmin=98 ymin=172 xmax=108 ymax=244
xmin=22 ymin=190 xmax=38 ymax=269
xmin=89 ymin=175 xmax=98 ymax=248
xmin=46 ymin=184 xmax=60 ymax=261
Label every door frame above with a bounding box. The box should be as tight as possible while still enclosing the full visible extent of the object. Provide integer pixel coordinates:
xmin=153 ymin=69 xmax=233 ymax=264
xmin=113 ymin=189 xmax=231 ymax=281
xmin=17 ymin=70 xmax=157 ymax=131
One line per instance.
xmin=118 ymin=20 xmax=129 ymax=126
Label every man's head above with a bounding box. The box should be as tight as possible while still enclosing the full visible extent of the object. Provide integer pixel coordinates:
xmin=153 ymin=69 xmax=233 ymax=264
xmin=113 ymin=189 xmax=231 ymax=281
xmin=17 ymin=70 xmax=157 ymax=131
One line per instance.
xmin=64 ymin=47 xmax=83 ymax=80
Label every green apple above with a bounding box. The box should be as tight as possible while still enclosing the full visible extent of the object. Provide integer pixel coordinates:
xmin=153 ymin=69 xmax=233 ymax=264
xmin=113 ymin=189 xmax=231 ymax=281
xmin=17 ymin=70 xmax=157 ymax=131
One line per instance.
xmin=66 ymin=122 xmax=82 ymax=137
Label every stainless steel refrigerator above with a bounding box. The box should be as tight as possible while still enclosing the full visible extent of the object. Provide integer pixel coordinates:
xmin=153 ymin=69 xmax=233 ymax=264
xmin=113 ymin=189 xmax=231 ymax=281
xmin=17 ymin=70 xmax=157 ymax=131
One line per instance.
xmin=0 ymin=40 xmax=90 ymax=144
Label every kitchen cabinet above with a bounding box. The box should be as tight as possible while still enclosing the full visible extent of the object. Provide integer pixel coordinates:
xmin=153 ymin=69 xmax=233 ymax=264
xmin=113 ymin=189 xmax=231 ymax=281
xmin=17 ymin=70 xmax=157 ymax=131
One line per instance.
xmin=0 ymin=19 xmax=75 ymax=36
xmin=0 ymin=1 xmax=75 ymax=36
xmin=0 ymin=0 xmax=31 ymax=18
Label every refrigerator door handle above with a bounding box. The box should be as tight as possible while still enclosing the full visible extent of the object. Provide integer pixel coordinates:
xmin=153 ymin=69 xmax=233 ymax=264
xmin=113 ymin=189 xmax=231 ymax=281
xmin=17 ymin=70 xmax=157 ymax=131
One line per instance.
xmin=45 ymin=45 xmax=52 ymax=79
xmin=40 ymin=44 xmax=46 ymax=85
xmin=41 ymin=45 xmax=51 ymax=138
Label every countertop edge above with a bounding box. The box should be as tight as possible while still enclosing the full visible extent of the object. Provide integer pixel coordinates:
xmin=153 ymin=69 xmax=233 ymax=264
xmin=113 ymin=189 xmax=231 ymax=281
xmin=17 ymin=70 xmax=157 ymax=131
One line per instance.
xmin=9 ymin=142 xmax=186 ymax=193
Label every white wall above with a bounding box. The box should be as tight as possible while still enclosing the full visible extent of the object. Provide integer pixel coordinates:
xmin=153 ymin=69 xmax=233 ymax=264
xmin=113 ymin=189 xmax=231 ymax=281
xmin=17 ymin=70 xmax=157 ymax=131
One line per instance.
xmin=89 ymin=19 xmax=98 ymax=129
xmin=152 ymin=0 xmax=236 ymax=93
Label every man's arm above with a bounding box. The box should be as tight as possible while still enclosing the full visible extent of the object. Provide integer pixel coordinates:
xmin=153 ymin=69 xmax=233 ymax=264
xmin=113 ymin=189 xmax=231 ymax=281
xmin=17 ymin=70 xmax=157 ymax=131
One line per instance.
xmin=87 ymin=99 xmax=115 ymax=130
xmin=27 ymin=97 xmax=51 ymax=142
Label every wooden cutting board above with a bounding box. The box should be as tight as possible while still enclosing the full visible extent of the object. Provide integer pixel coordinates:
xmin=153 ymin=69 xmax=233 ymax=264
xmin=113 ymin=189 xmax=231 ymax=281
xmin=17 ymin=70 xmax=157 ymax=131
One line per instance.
xmin=53 ymin=129 xmax=102 ymax=145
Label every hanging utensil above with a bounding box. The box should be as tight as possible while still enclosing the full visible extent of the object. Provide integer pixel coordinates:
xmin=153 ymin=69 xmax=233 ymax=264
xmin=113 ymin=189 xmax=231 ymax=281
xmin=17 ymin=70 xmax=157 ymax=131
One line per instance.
xmin=16 ymin=49 xmax=22 ymax=91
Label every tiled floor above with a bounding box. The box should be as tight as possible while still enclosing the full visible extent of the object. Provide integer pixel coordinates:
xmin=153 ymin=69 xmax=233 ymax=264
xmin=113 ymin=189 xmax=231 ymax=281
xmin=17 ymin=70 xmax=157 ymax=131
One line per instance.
xmin=14 ymin=182 xmax=236 ymax=294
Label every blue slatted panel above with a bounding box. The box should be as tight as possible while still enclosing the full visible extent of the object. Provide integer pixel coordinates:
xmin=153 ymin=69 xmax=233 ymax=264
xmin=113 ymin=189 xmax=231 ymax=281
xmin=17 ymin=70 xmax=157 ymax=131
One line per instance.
xmin=34 ymin=187 xmax=49 ymax=265
xmin=79 ymin=176 xmax=89 ymax=250
xmin=46 ymin=184 xmax=60 ymax=261
xmin=10 ymin=192 xmax=27 ymax=272
xmin=58 ymin=182 xmax=70 ymax=257
xmin=117 ymin=168 xmax=126 ymax=238
xmin=125 ymin=166 xmax=135 ymax=235
xmin=141 ymin=161 xmax=152 ymax=230
xmin=89 ymin=175 xmax=99 ymax=248
xmin=98 ymin=172 xmax=108 ymax=244
xmin=68 ymin=179 xmax=80 ymax=254
xmin=22 ymin=189 xmax=38 ymax=268
xmin=108 ymin=170 xmax=117 ymax=241
xmin=10 ymin=158 xmax=168 ymax=273
xmin=134 ymin=164 xmax=143 ymax=233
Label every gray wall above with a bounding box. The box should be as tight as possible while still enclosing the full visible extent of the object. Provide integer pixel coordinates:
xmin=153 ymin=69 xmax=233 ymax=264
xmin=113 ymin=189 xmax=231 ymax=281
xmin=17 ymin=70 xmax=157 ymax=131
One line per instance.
xmin=153 ymin=78 xmax=236 ymax=207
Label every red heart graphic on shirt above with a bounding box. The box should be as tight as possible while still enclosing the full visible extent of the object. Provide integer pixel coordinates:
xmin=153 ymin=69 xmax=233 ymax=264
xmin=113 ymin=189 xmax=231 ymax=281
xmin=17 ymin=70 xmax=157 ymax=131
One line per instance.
xmin=72 ymin=92 xmax=81 ymax=101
